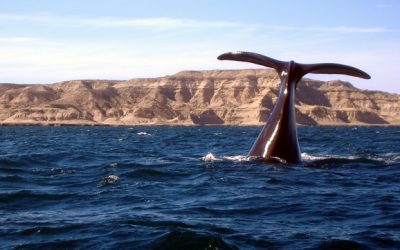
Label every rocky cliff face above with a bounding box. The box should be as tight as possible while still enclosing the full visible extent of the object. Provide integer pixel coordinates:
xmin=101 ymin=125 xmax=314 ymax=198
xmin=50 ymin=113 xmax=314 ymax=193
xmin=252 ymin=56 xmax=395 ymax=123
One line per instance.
xmin=1 ymin=69 xmax=399 ymax=126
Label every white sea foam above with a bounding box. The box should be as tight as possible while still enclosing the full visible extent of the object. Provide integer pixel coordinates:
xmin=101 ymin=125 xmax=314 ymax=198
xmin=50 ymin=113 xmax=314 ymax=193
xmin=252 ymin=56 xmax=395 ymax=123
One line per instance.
xmin=202 ymin=152 xmax=222 ymax=161
xmin=201 ymin=153 xmax=250 ymax=162
xmin=106 ymin=175 xmax=119 ymax=183
xmin=223 ymin=155 xmax=251 ymax=162
xmin=301 ymin=152 xmax=364 ymax=162
xmin=202 ymin=152 xmax=400 ymax=164
xmin=98 ymin=175 xmax=120 ymax=187
xmin=137 ymin=132 xmax=151 ymax=136
xmin=301 ymin=152 xmax=400 ymax=164
xmin=381 ymin=153 xmax=400 ymax=164
xmin=301 ymin=152 xmax=330 ymax=161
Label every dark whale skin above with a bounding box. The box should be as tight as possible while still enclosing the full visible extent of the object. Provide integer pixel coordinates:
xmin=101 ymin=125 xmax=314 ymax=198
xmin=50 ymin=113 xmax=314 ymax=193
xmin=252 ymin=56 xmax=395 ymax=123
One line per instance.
xmin=218 ymin=51 xmax=370 ymax=163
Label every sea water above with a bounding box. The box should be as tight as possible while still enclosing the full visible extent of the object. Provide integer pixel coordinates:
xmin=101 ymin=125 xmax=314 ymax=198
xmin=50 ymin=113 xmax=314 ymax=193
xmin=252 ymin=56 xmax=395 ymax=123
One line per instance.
xmin=0 ymin=126 xmax=399 ymax=249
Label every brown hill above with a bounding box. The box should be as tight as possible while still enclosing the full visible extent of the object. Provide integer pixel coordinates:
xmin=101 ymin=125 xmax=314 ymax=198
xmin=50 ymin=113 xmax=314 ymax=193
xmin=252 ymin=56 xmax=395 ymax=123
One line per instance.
xmin=1 ymin=69 xmax=399 ymax=126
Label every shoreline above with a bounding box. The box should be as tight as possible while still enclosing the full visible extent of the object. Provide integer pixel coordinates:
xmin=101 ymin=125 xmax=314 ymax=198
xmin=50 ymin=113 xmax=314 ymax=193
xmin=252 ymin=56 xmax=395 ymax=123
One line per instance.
xmin=1 ymin=121 xmax=400 ymax=127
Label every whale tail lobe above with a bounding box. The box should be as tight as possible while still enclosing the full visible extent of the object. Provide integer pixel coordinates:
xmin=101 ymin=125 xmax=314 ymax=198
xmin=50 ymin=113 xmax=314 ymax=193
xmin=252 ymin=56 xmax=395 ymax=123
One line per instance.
xmin=217 ymin=51 xmax=371 ymax=80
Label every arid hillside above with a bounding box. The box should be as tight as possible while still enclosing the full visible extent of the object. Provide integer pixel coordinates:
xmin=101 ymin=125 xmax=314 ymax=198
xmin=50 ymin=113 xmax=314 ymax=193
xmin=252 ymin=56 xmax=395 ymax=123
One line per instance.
xmin=1 ymin=69 xmax=399 ymax=126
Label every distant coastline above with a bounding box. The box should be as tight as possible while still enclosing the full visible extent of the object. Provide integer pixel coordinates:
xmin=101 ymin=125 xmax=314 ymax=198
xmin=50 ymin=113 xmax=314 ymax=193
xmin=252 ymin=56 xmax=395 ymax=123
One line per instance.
xmin=1 ymin=69 xmax=399 ymax=126
xmin=1 ymin=122 xmax=400 ymax=127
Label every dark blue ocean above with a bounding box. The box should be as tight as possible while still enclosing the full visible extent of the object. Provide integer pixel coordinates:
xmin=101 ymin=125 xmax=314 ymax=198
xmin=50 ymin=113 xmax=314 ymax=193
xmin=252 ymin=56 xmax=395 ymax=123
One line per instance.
xmin=1 ymin=126 xmax=399 ymax=249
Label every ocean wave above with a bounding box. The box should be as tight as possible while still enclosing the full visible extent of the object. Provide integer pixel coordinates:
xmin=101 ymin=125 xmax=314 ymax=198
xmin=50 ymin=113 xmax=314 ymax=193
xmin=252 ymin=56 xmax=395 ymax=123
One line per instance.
xmin=1 ymin=126 xmax=399 ymax=249
xmin=201 ymin=152 xmax=399 ymax=166
xmin=302 ymin=152 xmax=399 ymax=165
xmin=0 ymin=190 xmax=91 ymax=207
xmin=312 ymin=239 xmax=368 ymax=250
xmin=137 ymin=132 xmax=152 ymax=136
xmin=202 ymin=152 xmax=222 ymax=161
xmin=146 ymin=230 xmax=236 ymax=250
xmin=0 ymin=174 xmax=26 ymax=183
xmin=15 ymin=223 xmax=91 ymax=237
xmin=122 ymin=169 xmax=168 ymax=178
xmin=98 ymin=175 xmax=120 ymax=187
xmin=32 ymin=167 xmax=76 ymax=176
xmin=13 ymin=237 xmax=96 ymax=249
xmin=201 ymin=153 xmax=250 ymax=162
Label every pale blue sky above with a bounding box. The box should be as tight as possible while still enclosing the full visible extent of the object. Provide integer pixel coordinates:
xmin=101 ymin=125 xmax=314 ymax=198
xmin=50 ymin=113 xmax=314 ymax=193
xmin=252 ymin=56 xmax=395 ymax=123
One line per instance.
xmin=0 ymin=0 xmax=399 ymax=93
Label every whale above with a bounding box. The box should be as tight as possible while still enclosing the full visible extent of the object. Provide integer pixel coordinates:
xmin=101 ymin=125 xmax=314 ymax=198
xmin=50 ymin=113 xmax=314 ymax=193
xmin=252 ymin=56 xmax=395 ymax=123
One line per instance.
xmin=218 ymin=51 xmax=370 ymax=163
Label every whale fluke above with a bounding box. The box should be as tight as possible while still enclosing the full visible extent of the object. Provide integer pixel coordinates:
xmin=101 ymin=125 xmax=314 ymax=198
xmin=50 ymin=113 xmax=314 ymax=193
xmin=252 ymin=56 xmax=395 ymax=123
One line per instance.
xmin=218 ymin=52 xmax=286 ymax=72
xmin=218 ymin=51 xmax=370 ymax=163
xmin=299 ymin=63 xmax=371 ymax=79
xmin=218 ymin=51 xmax=370 ymax=80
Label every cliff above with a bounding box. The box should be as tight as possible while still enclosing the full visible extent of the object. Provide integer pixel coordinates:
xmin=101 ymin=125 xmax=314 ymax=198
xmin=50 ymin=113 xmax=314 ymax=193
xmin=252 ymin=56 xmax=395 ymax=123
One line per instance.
xmin=1 ymin=69 xmax=399 ymax=126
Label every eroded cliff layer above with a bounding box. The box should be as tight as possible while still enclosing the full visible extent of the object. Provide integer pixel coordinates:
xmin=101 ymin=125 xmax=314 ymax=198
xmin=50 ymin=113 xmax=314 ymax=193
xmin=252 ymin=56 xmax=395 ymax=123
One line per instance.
xmin=1 ymin=69 xmax=399 ymax=126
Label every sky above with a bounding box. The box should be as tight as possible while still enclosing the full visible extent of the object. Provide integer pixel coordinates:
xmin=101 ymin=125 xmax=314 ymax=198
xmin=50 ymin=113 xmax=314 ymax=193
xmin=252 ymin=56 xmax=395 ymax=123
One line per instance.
xmin=0 ymin=0 xmax=399 ymax=93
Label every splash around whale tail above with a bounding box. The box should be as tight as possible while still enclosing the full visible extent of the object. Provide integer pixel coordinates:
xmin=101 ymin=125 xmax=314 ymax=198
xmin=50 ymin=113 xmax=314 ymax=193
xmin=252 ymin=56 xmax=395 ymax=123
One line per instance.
xmin=217 ymin=51 xmax=371 ymax=80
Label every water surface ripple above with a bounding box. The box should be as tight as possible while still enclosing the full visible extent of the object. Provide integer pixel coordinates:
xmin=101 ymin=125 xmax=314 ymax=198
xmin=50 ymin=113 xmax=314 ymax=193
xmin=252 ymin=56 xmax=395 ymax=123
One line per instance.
xmin=0 ymin=126 xmax=399 ymax=249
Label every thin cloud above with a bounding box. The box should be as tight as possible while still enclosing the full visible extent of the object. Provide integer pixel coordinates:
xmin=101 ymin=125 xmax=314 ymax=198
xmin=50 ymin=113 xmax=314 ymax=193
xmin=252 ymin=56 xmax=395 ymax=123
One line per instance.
xmin=0 ymin=13 xmax=244 ymax=30
xmin=271 ymin=25 xmax=392 ymax=33
xmin=3 ymin=13 xmax=390 ymax=34
xmin=0 ymin=37 xmax=41 ymax=43
xmin=77 ymin=17 xmax=242 ymax=29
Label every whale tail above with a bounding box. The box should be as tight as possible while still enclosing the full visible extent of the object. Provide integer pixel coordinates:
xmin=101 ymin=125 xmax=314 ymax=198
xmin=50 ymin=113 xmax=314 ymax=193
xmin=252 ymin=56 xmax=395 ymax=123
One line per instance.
xmin=217 ymin=51 xmax=370 ymax=80
xmin=218 ymin=51 xmax=370 ymax=163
